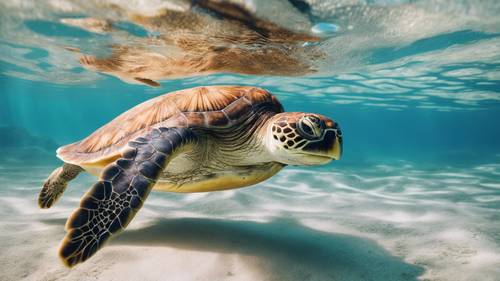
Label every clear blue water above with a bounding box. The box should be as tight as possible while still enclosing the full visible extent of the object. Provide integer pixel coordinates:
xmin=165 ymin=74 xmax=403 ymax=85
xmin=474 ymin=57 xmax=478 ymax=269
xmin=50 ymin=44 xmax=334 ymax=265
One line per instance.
xmin=1 ymin=1 xmax=499 ymax=280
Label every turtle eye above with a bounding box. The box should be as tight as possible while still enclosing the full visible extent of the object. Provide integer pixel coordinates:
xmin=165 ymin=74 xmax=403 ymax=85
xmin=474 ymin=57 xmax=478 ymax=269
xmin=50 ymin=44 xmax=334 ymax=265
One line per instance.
xmin=298 ymin=116 xmax=324 ymax=139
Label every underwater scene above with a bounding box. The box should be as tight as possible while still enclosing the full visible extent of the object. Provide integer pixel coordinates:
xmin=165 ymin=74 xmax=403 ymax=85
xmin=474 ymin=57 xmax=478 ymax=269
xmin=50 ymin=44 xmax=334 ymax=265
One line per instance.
xmin=1 ymin=0 xmax=499 ymax=280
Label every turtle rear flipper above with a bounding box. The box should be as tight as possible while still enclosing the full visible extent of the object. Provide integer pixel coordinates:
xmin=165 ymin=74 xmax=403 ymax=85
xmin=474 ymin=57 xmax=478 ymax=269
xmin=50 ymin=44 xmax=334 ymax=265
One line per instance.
xmin=59 ymin=127 xmax=197 ymax=267
xmin=39 ymin=163 xmax=83 ymax=209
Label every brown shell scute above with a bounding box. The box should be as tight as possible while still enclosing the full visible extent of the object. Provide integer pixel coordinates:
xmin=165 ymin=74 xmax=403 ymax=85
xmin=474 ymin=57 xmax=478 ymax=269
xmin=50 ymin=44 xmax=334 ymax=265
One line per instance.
xmin=184 ymin=112 xmax=206 ymax=127
xmin=205 ymin=111 xmax=229 ymax=127
xmin=57 ymin=86 xmax=283 ymax=164
xmin=222 ymin=97 xmax=253 ymax=121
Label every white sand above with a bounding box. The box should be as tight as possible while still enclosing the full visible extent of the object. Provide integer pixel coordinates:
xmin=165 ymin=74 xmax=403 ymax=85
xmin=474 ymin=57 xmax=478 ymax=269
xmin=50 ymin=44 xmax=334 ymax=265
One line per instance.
xmin=1 ymin=163 xmax=500 ymax=281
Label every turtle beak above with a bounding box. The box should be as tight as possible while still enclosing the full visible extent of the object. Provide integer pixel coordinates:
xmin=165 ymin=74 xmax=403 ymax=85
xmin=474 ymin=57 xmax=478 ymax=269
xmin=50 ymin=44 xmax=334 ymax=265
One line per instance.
xmin=300 ymin=128 xmax=342 ymax=163
xmin=328 ymin=134 xmax=342 ymax=160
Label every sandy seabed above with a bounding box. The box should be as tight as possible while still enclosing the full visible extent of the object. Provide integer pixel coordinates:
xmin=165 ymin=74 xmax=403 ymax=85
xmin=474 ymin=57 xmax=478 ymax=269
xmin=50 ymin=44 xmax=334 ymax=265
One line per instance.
xmin=1 ymin=158 xmax=499 ymax=281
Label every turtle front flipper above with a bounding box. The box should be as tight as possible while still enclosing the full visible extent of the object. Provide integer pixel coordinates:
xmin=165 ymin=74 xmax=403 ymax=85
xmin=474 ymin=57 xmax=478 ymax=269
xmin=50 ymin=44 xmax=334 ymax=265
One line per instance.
xmin=59 ymin=127 xmax=197 ymax=267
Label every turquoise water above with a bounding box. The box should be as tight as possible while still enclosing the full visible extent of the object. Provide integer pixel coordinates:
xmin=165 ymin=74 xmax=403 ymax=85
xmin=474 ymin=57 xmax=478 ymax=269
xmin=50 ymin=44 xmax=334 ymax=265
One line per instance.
xmin=1 ymin=1 xmax=500 ymax=280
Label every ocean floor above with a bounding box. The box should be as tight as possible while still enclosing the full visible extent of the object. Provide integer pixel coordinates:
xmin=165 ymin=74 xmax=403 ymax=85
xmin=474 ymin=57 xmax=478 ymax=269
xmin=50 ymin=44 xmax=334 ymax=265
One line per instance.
xmin=1 ymin=149 xmax=499 ymax=281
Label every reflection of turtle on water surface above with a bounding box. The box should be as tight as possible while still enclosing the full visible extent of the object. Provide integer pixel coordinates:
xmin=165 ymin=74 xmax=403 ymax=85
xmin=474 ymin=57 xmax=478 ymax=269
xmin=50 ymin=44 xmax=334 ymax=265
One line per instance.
xmin=38 ymin=86 xmax=342 ymax=267
xmin=62 ymin=0 xmax=322 ymax=86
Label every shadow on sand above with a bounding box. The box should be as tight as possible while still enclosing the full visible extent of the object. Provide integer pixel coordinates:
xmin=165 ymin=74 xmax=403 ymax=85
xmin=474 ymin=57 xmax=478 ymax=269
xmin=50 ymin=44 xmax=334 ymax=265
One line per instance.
xmin=109 ymin=217 xmax=424 ymax=280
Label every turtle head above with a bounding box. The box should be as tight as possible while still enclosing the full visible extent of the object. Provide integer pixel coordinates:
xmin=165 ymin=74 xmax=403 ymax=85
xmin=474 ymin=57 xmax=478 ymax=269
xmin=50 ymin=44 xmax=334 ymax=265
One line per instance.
xmin=264 ymin=113 xmax=342 ymax=166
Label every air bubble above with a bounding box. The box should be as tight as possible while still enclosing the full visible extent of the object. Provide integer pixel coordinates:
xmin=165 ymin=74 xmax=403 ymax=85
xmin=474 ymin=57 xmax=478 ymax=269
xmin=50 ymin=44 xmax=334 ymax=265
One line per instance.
xmin=311 ymin=23 xmax=339 ymax=36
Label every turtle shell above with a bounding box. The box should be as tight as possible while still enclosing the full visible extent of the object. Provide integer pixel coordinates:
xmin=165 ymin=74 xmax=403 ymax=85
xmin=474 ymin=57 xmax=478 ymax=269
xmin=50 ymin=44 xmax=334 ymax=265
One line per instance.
xmin=57 ymin=86 xmax=284 ymax=165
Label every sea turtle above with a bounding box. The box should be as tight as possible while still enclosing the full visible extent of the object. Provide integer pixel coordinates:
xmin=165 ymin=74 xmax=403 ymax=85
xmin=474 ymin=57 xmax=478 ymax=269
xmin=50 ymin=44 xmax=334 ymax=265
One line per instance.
xmin=38 ymin=86 xmax=342 ymax=267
